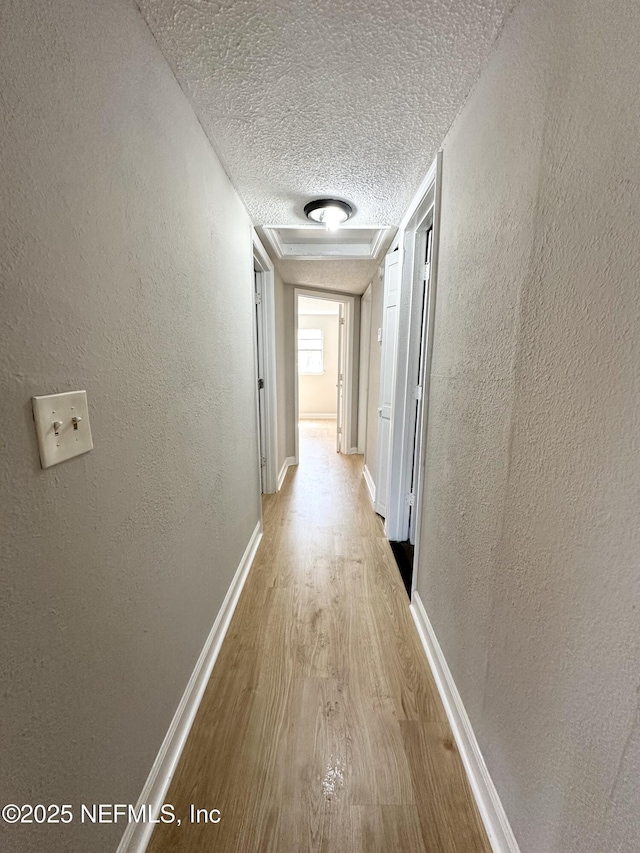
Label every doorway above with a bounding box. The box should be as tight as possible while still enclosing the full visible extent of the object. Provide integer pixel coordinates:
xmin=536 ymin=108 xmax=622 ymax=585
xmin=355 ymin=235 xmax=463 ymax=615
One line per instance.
xmin=296 ymin=295 xmax=342 ymax=453
xmin=390 ymin=224 xmax=434 ymax=595
xmin=374 ymin=248 xmax=401 ymax=519
xmin=385 ymin=151 xmax=442 ymax=598
xmin=254 ymin=267 xmax=267 ymax=492
xmin=294 ymin=289 xmax=355 ymax=461
xmin=252 ymin=231 xmax=278 ymax=494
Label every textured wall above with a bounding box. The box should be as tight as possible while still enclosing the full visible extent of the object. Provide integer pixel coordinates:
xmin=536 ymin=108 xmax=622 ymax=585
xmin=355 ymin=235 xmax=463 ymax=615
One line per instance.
xmin=364 ymin=267 xmax=384 ymax=485
xmin=298 ymin=313 xmax=340 ymax=416
xmin=0 ymin=1 xmax=261 ymax=851
xmin=416 ymin=0 xmax=640 ymax=850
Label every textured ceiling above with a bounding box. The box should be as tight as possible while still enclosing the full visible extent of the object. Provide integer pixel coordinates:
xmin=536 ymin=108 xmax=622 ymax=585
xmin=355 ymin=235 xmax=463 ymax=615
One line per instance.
xmin=137 ymin=0 xmax=515 ymax=291
xmin=275 ymin=258 xmax=382 ymax=295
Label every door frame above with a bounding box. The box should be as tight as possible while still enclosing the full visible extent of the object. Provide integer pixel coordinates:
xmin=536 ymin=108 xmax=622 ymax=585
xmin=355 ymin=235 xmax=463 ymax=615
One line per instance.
xmin=252 ymin=230 xmax=278 ymax=494
xmin=385 ymin=152 xmax=443 ymax=597
xmin=336 ymin=301 xmax=345 ymax=453
xmin=293 ymin=287 xmax=356 ymax=460
xmin=407 ymin=225 xmax=434 ymax=547
xmin=357 ymin=283 xmax=372 ymax=454
xmin=374 ymin=249 xmax=402 ymax=520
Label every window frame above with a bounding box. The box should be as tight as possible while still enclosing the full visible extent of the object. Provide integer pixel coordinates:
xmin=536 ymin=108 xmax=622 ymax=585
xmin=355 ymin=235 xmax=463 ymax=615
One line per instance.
xmin=297 ymin=327 xmax=325 ymax=375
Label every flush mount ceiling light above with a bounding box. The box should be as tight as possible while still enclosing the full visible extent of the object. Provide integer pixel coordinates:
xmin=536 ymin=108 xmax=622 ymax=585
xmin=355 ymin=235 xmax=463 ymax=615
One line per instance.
xmin=304 ymin=198 xmax=353 ymax=232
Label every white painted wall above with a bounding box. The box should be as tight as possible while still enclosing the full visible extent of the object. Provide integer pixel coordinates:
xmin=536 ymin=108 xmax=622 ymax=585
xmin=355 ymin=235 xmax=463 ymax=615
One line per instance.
xmin=415 ymin=0 xmax=640 ymax=850
xmin=0 ymin=2 xmax=261 ymax=851
xmin=298 ymin=312 xmax=339 ymax=417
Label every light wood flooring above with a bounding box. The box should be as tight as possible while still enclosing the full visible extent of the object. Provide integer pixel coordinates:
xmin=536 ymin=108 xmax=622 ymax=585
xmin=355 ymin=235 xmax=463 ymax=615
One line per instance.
xmin=147 ymin=419 xmax=490 ymax=852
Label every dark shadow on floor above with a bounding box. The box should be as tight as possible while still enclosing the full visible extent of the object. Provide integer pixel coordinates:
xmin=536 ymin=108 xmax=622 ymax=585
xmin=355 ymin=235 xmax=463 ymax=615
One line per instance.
xmin=389 ymin=540 xmax=413 ymax=598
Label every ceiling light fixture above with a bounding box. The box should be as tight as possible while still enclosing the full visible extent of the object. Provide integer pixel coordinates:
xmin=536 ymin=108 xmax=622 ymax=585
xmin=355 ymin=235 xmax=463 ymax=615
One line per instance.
xmin=304 ymin=198 xmax=353 ymax=232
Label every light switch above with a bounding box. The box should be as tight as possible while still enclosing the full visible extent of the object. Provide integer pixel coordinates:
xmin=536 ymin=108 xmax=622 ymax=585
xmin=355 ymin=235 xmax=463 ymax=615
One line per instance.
xmin=377 ymin=327 xmax=383 ymax=343
xmin=32 ymin=390 xmax=93 ymax=469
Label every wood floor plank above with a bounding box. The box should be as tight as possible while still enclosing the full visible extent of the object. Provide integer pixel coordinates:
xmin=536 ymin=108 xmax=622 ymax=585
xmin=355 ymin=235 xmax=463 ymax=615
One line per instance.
xmin=362 ymin=538 xmax=447 ymax=723
xmin=147 ymin=420 xmax=490 ymax=853
xmin=348 ymin=696 xmax=415 ymax=806
xmin=277 ymin=677 xmax=350 ymax=852
xmin=401 ymin=721 xmax=491 ymax=852
xmin=350 ymin=805 xmax=427 ymax=853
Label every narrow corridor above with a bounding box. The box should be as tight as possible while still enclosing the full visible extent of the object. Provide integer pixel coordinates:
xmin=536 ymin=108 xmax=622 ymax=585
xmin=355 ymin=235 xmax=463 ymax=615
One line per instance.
xmin=147 ymin=421 xmax=490 ymax=852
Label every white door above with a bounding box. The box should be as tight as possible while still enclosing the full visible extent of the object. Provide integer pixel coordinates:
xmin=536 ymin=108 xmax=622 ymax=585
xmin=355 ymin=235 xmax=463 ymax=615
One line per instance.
xmin=336 ymin=302 xmax=345 ymax=452
xmin=375 ymin=250 xmax=401 ymax=517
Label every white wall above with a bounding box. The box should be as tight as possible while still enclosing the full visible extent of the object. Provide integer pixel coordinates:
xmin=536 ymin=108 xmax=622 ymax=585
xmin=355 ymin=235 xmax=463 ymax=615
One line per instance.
xmin=415 ymin=0 xmax=640 ymax=850
xmin=0 ymin=2 xmax=261 ymax=851
xmin=298 ymin=312 xmax=339 ymax=417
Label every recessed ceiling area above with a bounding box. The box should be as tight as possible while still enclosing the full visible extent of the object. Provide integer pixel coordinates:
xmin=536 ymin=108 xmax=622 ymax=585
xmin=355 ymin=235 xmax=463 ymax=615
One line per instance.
xmin=261 ymin=226 xmax=395 ymax=261
xmin=137 ymin=0 xmax=516 ymax=292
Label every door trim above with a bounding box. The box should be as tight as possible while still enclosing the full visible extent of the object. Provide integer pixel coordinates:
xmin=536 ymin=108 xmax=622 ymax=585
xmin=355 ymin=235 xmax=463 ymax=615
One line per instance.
xmin=385 ymin=152 xmax=443 ymax=599
xmin=357 ymin=283 xmax=372 ymax=454
xmin=374 ymin=249 xmax=401 ymax=519
xmin=293 ymin=288 xmax=356 ymax=459
xmin=336 ymin=301 xmax=345 ymax=452
xmin=252 ymin=230 xmax=278 ymax=494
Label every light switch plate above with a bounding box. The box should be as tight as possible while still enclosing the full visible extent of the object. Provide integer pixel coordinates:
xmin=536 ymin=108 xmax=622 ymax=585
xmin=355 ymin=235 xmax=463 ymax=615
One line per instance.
xmin=32 ymin=390 xmax=93 ymax=469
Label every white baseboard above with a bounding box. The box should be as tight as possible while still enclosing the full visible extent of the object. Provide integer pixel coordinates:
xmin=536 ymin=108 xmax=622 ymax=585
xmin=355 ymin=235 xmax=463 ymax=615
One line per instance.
xmin=299 ymin=413 xmax=337 ymax=419
xmin=116 ymin=521 xmax=263 ymax=853
xmin=410 ymin=592 xmax=520 ymax=853
xmin=277 ymin=456 xmax=296 ymax=490
xmin=363 ymin=464 xmax=376 ymax=504
xmin=348 ymin=447 xmax=360 ymax=455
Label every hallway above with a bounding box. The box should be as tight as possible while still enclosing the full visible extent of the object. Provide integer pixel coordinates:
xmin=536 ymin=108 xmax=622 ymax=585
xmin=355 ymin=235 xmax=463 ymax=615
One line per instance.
xmin=147 ymin=421 xmax=489 ymax=853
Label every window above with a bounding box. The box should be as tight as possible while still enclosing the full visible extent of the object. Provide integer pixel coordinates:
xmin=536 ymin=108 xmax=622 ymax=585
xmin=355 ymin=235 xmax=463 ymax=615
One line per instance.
xmin=298 ymin=328 xmax=324 ymax=374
